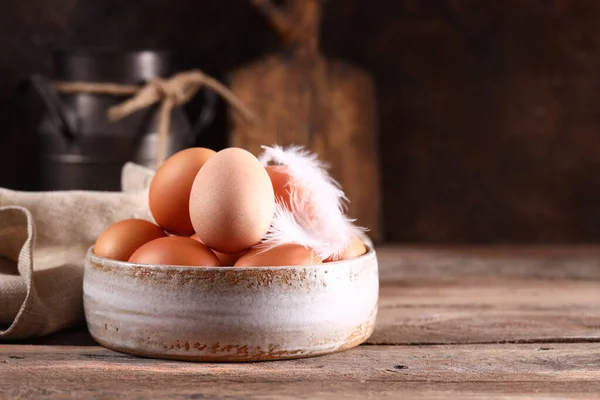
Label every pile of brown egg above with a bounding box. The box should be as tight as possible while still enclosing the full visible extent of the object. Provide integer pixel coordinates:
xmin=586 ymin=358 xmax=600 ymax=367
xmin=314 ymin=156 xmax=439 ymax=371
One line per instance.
xmin=93 ymin=147 xmax=366 ymax=267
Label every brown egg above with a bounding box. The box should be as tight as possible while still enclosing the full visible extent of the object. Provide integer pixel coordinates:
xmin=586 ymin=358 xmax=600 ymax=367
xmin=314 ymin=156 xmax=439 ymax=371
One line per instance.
xmin=94 ymin=219 xmax=166 ymax=261
xmin=189 ymin=147 xmax=275 ymax=254
xmin=149 ymin=147 xmax=216 ymax=236
xmin=128 ymin=236 xmax=221 ymax=266
xmin=189 ymin=233 xmax=243 ymax=266
xmin=234 ymin=244 xmax=321 ymax=267
xmin=325 ymin=235 xmax=367 ymax=262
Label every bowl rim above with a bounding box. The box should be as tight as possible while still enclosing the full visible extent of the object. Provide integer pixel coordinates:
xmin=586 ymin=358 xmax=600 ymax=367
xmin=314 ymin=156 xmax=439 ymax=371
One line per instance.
xmin=85 ymin=243 xmax=376 ymax=272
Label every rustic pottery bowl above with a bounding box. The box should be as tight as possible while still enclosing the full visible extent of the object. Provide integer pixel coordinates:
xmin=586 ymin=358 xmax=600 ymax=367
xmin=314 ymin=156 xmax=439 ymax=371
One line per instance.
xmin=82 ymin=241 xmax=379 ymax=362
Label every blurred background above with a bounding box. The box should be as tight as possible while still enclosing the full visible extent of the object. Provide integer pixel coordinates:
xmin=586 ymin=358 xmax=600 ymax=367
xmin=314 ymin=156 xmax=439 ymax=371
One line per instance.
xmin=0 ymin=0 xmax=599 ymax=244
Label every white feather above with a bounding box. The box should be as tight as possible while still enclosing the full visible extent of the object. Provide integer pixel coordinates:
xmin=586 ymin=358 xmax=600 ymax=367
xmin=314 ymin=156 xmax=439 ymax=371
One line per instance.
xmin=259 ymin=145 xmax=366 ymax=259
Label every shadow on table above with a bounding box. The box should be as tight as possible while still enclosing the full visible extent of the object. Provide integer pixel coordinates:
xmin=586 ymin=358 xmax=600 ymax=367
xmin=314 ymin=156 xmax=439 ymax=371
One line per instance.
xmin=1 ymin=327 xmax=97 ymax=346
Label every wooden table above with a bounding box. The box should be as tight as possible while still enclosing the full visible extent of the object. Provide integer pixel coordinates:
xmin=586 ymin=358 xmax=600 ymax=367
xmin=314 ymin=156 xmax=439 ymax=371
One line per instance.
xmin=2 ymin=246 xmax=600 ymax=399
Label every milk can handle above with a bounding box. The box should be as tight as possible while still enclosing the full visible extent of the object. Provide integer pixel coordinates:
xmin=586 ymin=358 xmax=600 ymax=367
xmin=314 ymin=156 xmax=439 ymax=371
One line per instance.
xmin=27 ymin=74 xmax=77 ymax=141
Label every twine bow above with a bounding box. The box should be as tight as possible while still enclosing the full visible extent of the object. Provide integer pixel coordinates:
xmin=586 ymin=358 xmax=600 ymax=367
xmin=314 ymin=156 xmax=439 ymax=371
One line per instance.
xmin=55 ymin=70 xmax=256 ymax=168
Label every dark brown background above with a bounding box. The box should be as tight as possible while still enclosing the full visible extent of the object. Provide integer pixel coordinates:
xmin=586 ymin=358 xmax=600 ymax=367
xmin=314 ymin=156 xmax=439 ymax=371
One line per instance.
xmin=0 ymin=0 xmax=599 ymax=244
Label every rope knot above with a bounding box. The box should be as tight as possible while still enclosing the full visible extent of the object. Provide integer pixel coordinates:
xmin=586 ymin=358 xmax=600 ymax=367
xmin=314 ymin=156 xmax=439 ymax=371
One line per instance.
xmin=150 ymin=77 xmax=188 ymax=106
xmin=56 ymin=69 xmax=256 ymax=169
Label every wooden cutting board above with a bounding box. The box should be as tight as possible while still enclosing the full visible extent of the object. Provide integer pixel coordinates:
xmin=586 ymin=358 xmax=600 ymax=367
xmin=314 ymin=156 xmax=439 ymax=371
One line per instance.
xmin=228 ymin=0 xmax=382 ymax=241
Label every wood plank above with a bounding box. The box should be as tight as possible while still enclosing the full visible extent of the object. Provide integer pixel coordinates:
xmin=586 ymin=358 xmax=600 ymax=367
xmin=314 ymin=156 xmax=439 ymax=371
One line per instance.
xmin=1 ymin=344 xmax=599 ymax=399
xmin=370 ymin=278 xmax=600 ymax=344
xmin=376 ymin=246 xmax=600 ymax=281
xmin=369 ymin=246 xmax=600 ymax=344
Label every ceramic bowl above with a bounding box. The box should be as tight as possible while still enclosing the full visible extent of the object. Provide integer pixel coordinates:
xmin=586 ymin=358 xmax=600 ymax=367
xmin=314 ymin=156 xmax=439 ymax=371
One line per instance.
xmin=82 ymin=243 xmax=379 ymax=362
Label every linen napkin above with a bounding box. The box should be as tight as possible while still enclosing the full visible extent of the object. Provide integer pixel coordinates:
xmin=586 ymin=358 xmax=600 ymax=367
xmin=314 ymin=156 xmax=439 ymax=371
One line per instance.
xmin=0 ymin=163 xmax=154 ymax=339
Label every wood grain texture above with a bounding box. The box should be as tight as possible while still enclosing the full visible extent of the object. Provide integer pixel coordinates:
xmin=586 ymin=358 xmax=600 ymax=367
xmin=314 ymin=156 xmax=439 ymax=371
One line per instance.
xmin=376 ymin=245 xmax=600 ymax=281
xmin=369 ymin=246 xmax=600 ymax=344
xmin=1 ymin=344 xmax=599 ymax=399
xmin=3 ymin=246 xmax=600 ymax=398
xmin=370 ymin=278 xmax=600 ymax=345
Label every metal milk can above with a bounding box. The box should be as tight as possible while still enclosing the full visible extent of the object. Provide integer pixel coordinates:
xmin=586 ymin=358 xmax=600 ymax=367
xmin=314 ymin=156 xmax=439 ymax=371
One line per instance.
xmin=25 ymin=49 xmax=216 ymax=191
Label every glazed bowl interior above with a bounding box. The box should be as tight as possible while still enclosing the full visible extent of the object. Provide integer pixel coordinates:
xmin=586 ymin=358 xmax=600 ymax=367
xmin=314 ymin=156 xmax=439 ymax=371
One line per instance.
xmin=83 ymin=242 xmax=379 ymax=362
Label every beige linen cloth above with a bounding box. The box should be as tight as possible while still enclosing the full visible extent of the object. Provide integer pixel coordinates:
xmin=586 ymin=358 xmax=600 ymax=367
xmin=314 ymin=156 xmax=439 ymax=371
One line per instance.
xmin=0 ymin=163 xmax=155 ymax=339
